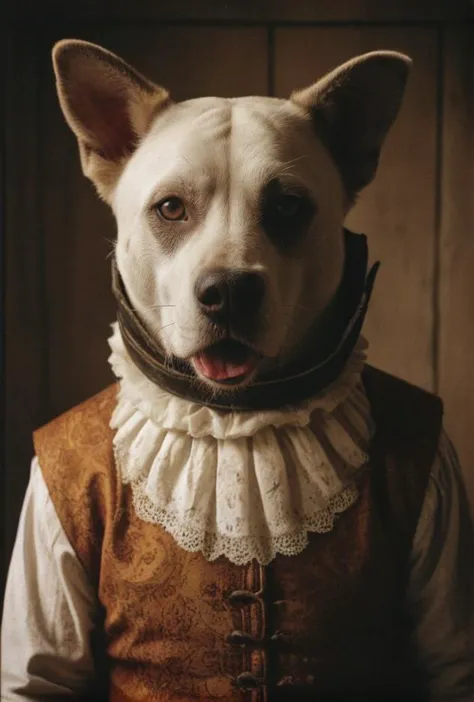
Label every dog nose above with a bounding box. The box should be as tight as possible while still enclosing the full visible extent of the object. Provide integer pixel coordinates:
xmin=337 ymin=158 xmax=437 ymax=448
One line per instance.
xmin=195 ymin=269 xmax=265 ymax=327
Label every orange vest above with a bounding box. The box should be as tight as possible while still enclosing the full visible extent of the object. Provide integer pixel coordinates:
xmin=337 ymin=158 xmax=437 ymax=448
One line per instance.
xmin=34 ymin=365 xmax=442 ymax=702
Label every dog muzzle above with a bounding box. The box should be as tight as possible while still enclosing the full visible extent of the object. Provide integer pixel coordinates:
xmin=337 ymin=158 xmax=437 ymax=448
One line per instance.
xmin=111 ymin=229 xmax=380 ymax=411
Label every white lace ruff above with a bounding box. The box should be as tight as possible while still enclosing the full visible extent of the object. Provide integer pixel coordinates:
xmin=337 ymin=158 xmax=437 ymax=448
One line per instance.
xmin=108 ymin=323 xmax=372 ymax=565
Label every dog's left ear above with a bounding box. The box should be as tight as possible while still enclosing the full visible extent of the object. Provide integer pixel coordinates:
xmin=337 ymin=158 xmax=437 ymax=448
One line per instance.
xmin=291 ymin=51 xmax=412 ymax=199
xmin=52 ymin=39 xmax=172 ymax=202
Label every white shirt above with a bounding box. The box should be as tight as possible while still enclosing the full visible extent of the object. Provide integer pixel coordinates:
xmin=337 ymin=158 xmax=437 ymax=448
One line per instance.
xmin=2 ymin=431 xmax=474 ymax=700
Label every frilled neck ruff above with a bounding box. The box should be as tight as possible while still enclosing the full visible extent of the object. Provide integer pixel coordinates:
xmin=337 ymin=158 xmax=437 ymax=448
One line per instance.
xmin=112 ymin=229 xmax=379 ymax=412
xmin=108 ymin=325 xmax=373 ymax=565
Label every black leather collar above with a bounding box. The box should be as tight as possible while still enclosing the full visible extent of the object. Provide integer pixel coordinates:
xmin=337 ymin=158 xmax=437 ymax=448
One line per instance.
xmin=112 ymin=229 xmax=379 ymax=411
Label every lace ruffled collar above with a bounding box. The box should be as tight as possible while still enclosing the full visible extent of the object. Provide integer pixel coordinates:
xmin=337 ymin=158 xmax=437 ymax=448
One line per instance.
xmin=108 ymin=323 xmax=373 ymax=565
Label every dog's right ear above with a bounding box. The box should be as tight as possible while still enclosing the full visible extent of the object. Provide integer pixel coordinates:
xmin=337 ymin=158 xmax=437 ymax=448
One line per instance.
xmin=52 ymin=40 xmax=171 ymax=202
xmin=291 ymin=51 xmax=411 ymax=202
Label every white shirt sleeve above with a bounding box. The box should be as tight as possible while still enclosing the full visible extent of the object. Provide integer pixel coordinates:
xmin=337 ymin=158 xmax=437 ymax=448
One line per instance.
xmin=407 ymin=430 xmax=474 ymax=700
xmin=1 ymin=457 xmax=97 ymax=700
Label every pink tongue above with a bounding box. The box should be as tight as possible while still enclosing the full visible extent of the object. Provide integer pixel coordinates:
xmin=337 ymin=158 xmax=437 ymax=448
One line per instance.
xmin=194 ymin=352 xmax=255 ymax=381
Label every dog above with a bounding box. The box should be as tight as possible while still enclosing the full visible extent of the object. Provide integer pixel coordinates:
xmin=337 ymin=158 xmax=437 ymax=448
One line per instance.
xmin=5 ymin=39 xmax=474 ymax=702
xmin=53 ymin=40 xmax=410 ymax=391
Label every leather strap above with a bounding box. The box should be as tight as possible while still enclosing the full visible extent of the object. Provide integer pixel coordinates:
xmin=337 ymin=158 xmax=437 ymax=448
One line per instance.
xmin=112 ymin=229 xmax=380 ymax=411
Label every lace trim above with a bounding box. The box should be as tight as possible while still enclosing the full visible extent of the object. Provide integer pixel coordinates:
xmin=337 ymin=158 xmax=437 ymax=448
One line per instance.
xmin=126 ymin=474 xmax=359 ymax=566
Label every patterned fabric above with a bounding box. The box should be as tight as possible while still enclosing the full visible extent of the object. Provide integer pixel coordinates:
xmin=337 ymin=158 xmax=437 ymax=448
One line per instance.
xmin=33 ymin=366 xmax=443 ymax=701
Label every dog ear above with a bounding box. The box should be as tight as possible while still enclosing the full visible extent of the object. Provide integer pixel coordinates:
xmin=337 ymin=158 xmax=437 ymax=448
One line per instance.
xmin=291 ymin=51 xmax=412 ymax=200
xmin=52 ymin=39 xmax=171 ymax=201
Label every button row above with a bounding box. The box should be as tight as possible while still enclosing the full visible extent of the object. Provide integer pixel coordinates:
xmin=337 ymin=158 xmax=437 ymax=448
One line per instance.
xmin=228 ymin=589 xmax=269 ymax=692
xmin=229 ymin=590 xmax=262 ymax=691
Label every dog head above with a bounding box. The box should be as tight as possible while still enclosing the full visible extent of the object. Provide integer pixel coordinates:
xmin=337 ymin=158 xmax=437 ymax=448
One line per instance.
xmin=53 ymin=40 xmax=410 ymax=391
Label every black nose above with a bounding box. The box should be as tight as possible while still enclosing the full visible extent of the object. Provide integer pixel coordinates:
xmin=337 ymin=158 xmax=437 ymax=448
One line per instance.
xmin=195 ymin=268 xmax=265 ymax=329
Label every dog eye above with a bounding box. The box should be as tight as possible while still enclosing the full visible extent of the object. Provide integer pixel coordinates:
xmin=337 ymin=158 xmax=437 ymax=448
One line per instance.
xmin=156 ymin=197 xmax=187 ymax=221
xmin=261 ymin=179 xmax=316 ymax=251
xmin=275 ymin=194 xmax=303 ymax=218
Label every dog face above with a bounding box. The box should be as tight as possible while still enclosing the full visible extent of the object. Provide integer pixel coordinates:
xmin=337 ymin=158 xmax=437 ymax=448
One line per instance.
xmin=53 ymin=41 xmax=410 ymax=390
xmin=113 ymin=96 xmax=346 ymax=383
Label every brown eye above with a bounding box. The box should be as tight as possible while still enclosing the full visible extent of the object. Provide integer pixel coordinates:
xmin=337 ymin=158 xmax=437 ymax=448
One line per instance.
xmin=156 ymin=196 xmax=187 ymax=221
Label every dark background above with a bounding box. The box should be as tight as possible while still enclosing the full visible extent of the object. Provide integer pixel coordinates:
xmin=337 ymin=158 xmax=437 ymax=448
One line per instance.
xmin=4 ymin=0 xmax=474 ymax=584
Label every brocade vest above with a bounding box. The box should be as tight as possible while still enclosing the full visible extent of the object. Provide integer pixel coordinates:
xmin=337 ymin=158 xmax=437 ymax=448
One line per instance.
xmin=33 ymin=365 xmax=443 ymax=702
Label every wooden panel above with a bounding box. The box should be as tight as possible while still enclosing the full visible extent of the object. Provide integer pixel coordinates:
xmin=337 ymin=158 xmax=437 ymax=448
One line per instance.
xmin=4 ymin=30 xmax=47 ymax=573
xmin=38 ymin=26 xmax=269 ymax=418
xmin=8 ymin=0 xmax=471 ymax=22
xmin=275 ymin=27 xmax=438 ymax=390
xmin=439 ymin=28 xmax=474 ymax=502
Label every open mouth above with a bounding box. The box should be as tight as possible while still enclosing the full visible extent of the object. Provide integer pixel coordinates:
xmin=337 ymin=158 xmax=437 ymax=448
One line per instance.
xmin=192 ymin=339 xmax=259 ymax=385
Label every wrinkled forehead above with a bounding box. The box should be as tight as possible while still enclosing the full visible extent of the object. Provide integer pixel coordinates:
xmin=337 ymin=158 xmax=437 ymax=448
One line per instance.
xmin=116 ymin=96 xmax=328 ymax=209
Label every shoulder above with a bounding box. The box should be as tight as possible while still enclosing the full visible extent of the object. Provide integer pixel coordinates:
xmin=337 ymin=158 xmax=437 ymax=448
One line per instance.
xmin=362 ymin=365 xmax=445 ymax=545
xmin=34 ymin=383 xmax=119 ymax=439
xmin=33 ymin=384 xmax=119 ymax=476
xmin=362 ymin=364 xmax=443 ymax=443
xmin=32 ymin=384 xmax=120 ymax=583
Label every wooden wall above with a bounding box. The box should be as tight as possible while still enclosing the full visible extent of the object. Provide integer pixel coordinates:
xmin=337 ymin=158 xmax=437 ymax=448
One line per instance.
xmin=4 ymin=2 xmax=474 ymax=576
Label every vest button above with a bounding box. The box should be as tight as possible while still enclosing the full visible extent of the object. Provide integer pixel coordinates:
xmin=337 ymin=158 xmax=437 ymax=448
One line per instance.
xmin=226 ymin=630 xmax=259 ymax=647
xmin=235 ymin=672 xmax=264 ymax=689
xmin=228 ymin=589 xmax=259 ymax=606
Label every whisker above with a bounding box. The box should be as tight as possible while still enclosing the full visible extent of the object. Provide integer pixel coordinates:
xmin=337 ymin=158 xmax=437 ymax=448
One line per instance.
xmin=104 ymin=237 xmax=117 ymax=261
xmin=275 ymin=156 xmax=307 ymax=179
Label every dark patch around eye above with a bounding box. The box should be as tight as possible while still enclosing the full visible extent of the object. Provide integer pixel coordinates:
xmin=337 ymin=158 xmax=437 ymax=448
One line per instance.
xmin=260 ymin=178 xmax=316 ymax=252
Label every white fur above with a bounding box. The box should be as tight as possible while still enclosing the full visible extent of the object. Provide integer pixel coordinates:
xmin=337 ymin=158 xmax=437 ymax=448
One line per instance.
xmin=113 ymin=97 xmax=345 ymax=368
